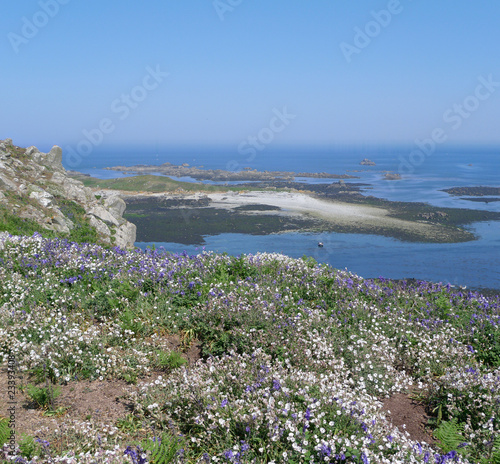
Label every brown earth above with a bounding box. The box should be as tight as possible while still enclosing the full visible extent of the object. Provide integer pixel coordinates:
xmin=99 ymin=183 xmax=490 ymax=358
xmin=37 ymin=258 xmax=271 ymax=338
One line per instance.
xmin=382 ymin=392 xmax=436 ymax=445
xmin=0 ymin=335 xmax=201 ymax=442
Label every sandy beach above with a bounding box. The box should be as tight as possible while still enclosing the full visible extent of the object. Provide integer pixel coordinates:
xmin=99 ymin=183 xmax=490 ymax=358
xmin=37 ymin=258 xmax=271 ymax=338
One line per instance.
xmin=114 ymin=189 xmax=473 ymax=243
xmin=205 ymin=190 xmax=456 ymax=241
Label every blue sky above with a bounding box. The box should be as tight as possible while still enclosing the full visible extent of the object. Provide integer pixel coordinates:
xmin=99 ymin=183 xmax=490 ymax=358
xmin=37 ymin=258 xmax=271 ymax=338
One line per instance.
xmin=2 ymin=0 xmax=500 ymax=157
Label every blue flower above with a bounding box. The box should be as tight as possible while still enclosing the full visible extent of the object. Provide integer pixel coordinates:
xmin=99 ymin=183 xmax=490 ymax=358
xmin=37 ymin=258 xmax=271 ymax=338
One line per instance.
xmin=319 ymin=443 xmax=332 ymax=457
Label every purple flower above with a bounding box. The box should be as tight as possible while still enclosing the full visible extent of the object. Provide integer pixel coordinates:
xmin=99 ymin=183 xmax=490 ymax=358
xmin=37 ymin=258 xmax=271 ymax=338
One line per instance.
xmin=272 ymin=379 xmax=281 ymax=390
xmin=124 ymin=446 xmax=147 ymax=464
xmin=319 ymin=443 xmax=332 ymax=457
xmin=240 ymin=441 xmax=250 ymax=452
xmin=221 ymin=398 xmax=228 ymax=408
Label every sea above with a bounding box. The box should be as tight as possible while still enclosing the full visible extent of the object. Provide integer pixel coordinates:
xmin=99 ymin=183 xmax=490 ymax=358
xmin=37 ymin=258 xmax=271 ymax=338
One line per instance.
xmin=70 ymin=145 xmax=500 ymax=291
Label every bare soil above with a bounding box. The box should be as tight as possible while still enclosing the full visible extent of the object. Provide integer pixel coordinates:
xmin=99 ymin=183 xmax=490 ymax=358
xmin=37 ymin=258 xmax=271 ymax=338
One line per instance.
xmin=0 ymin=335 xmax=201 ymax=440
xmin=382 ymin=392 xmax=436 ymax=445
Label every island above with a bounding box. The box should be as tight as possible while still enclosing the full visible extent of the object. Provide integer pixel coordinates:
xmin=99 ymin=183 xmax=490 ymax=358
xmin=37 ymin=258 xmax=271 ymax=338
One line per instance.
xmin=71 ymin=164 xmax=500 ymax=246
xmin=360 ymin=158 xmax=376 ymax=166
xmin=441 ymin=186 xmax=500 ymax=203
xmin=442 ymin=186 xmax=500 ymax=196
xmin=104 ymin=163 xmax=359 ymax=182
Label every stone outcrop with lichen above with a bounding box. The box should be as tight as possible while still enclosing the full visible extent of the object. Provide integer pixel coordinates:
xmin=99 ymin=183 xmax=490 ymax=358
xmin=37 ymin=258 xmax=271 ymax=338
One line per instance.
xmin=0 ymin=138 xmax=136 ymax=248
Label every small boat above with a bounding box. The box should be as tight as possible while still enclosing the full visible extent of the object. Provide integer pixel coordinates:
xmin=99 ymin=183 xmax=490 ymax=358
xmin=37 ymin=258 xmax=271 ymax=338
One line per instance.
xmin=318 ymin=242 xmax=324 ymax=248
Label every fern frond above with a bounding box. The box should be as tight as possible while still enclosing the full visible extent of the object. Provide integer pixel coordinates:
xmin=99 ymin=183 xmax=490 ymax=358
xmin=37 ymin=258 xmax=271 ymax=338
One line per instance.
xmin=434 ymin=419 xmax=466 ymax=454
xmin=143 ymin=433 xmax=182 ymax=464
xmin=489 ymin=435 xmax=500 ymax=464
xmin=0 ymin=416 xmax=10 ymax=447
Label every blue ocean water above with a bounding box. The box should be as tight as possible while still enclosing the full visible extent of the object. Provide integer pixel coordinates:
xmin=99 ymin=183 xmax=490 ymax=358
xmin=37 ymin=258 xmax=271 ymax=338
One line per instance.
xmin=73 ymin=146 xmax=500 ymax=290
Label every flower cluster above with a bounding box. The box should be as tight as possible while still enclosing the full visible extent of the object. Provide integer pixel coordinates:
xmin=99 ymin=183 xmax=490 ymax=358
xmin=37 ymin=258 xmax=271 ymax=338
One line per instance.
xmin=0 ymin=232 xmax=498 ymax=462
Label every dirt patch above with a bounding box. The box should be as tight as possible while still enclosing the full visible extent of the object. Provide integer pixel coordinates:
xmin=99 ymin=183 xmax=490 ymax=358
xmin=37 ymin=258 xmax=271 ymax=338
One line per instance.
xmin=0 ymin=368 xmax=134 ymax=438
xmin=0 ymin=336 xmax=202 ymax=440
xmin=154 ymin=333 xmax=202 ymax=366
xmin=382 ymin=392 xmax=435 ymax=445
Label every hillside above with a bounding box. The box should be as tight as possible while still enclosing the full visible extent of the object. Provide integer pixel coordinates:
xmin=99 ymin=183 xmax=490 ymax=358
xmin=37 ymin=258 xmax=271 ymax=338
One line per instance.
xmin=0 ymin=139 xmax=136 ymax=249
xmin=0 ymin=233 xmax=499 ymax=463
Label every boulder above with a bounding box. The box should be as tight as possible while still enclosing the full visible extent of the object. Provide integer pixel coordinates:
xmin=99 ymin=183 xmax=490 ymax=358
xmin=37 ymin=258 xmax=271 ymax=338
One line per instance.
xmin=55 ymin=176 xmax=95 ymax=204
xmin=115 ymin=222 xmax=137 ymax=249
xmin=51 ymin=215 xmax=73 ymax=234
xmin=50 ymin=171 xmax=66 ymax=185
xmin=29 ymin=189 xmax=54 ymax=207
xmin=0 ymin=173 xmax=17 ymax=191
xmin=88 ymin=215 xmax=111 ymax=239
xmin=26 ymin=146 xmax=40 ymax=156
xmin=104 ymin=195 xmax=126 ymax=220
xmin=32 ymin=145 xmax=64 ymax=171
xmin=47 ymin=146 xmax=64 ymax=170
xmin=88 ymin=206 xmax=120 ymax=226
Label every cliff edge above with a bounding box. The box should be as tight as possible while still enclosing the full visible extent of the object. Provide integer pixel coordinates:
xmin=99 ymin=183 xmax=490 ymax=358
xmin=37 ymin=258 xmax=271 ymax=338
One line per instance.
xmin=0 ymin=138 xmax=136 ymax=248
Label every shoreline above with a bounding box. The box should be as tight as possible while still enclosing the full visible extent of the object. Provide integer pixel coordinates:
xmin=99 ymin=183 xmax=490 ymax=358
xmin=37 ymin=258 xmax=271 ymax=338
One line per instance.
xmin=73 ymin=173 xmax=500 ymax=245
xmin=116 ymin=189 xmax=481 ymax=244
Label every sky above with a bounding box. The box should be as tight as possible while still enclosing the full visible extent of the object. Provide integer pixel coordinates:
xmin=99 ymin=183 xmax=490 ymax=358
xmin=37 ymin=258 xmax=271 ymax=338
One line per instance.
xmin=1 ymin=0 xmax=500 ymax=160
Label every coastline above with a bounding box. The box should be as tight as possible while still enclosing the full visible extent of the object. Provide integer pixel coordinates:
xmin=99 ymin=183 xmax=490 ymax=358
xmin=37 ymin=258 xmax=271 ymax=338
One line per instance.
xmin=114 ymin=189 xmax=481 ymax=244
xmin=73 ymin=171 xmax=500 ymax=245
xmin=206 ymin=190 xmax=467 ymax=242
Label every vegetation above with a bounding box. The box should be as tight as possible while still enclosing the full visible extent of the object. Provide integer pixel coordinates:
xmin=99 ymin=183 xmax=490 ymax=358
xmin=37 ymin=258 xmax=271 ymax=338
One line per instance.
xmin=0 ymin=233 xmax=498 ymax=462
xmin=78 ymin=174 xmax=229 ymax=194
xmin=0 ymin=204 xmax=57 ymax=238
xmin=0 ymin=196 xmax=102 ymax=246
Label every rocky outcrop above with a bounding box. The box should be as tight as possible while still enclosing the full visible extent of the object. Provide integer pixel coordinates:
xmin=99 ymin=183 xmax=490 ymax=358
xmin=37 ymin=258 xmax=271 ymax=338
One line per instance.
xmin=105 ymin=163 xmax=359 ymax=181
xmin=0 ymin=139 xmax=136 ymax=248
xmin=360 ymin=158 xmax=376 ymax=166
xmin=442 ymin=186 xmax=500 ymax=197
xmin=383 ymin=172 xmax=402 ymax=180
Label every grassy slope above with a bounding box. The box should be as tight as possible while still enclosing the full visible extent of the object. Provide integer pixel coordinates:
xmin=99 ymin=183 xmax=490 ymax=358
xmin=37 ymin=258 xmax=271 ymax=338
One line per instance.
xmin=78 ymin=174 xmax=232 ymax=193
xmin=1 ymin=234 xmax=499 ymax=463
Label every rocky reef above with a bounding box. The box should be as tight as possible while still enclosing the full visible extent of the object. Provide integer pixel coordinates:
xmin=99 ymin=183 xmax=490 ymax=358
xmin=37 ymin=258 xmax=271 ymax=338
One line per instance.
xmin=442 ymin=186 xmax=500 ymax=196
xmin=0 ymin=139 xmax=136 ymax=248
xmin=105 ymin=163 xmax=359 ymax=181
